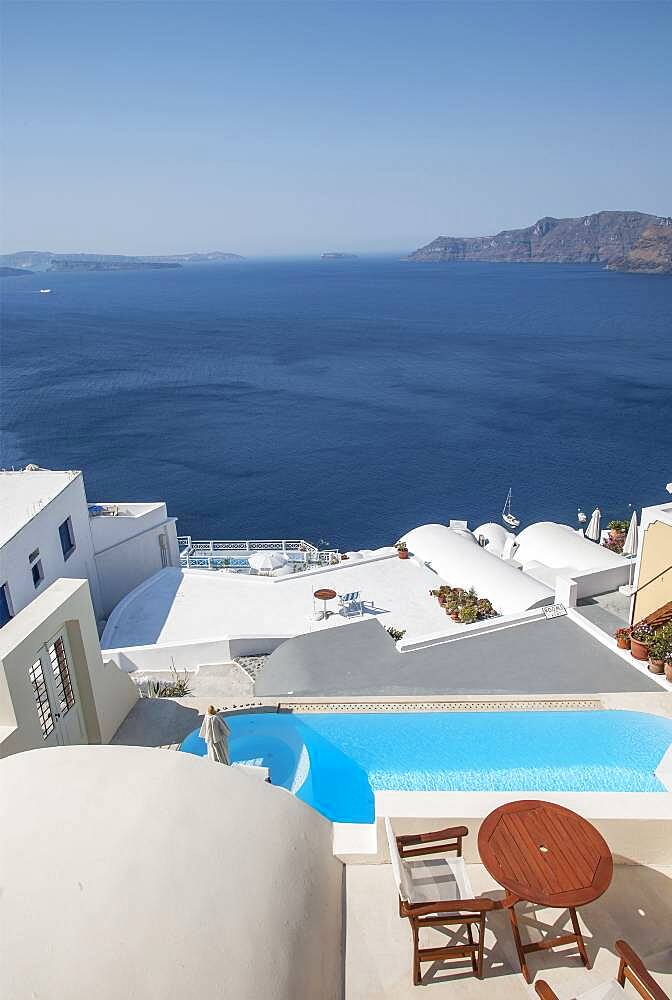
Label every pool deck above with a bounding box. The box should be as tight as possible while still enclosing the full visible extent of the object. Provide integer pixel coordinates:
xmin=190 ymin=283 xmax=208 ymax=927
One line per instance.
xmin=345 ymin=860 xmax=672 ymax=998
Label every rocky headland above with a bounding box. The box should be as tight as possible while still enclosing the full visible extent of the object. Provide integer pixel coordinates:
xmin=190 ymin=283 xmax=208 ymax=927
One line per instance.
xmin=407 ymin=211 xmax=672 ymax=273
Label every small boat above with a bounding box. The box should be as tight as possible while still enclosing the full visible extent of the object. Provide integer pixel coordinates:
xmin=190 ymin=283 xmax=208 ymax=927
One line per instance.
xmin=39 ymin=288 xmax=51 ymax=294
xmin=501 ymin=488 xmax=520 ymax=529
xmin=577 ymin=507 xmax=587 ymax=524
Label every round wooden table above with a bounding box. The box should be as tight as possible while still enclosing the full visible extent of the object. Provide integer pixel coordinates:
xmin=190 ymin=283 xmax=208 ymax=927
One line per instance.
xmin=313 ymin=588 xmax=337 ymax=619
xmin=478 ymin=800 xmax=613 ymax=983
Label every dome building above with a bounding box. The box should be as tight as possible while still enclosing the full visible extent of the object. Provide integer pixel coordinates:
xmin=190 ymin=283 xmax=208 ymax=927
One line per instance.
xmin=0 ymin=746 xmax=344 ymax=1000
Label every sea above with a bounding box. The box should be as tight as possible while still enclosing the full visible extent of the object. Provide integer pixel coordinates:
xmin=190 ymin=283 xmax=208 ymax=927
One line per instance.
xmin=1 ymin=257 xmax=670 ymax=550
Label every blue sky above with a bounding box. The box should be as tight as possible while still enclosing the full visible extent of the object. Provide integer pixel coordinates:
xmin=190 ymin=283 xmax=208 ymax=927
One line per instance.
xmin=2 ymin=1 xmax=670 ymax=255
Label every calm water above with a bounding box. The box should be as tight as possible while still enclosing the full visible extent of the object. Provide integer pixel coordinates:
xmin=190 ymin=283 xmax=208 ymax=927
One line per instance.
xmin=180 ymin=710 xmax=672 ymax=822
xmin=1 ymin=259 xmax=670 ymax=548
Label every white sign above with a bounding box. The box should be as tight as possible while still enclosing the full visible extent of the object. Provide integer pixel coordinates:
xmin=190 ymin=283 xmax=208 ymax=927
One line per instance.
xmin=543 ymin=603 xmax=567 ymax=620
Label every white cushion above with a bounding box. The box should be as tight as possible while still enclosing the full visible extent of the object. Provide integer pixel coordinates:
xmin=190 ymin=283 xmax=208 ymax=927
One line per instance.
xmin=577 ymin=981 xmax=623 ymax=1000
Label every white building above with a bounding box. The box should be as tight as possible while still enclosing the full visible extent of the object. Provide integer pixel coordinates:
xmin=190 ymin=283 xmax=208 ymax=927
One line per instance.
xmin=0 ymin=467 xmax=180 ymax=629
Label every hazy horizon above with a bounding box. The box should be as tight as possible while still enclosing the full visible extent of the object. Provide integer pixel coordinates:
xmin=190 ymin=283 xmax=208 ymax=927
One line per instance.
xmin=2 ymin=0 xmax=671 ymax=256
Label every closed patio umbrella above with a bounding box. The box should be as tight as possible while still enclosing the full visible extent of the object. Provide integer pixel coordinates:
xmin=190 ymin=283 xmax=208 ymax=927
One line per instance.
xmin=623 ymin=510 xmax=639 ymax=587
xmin=585 ymin=508 xmax=601 ymax=542
xmin=248 ymin=551 xmax=288 ymax=572
xmin=199 ymin=706 xmax=230 ymax=764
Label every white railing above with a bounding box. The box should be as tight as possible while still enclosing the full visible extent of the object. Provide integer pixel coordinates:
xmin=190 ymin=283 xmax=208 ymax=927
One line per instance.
xmin=177 ymin=536 xmax=340 ymax=572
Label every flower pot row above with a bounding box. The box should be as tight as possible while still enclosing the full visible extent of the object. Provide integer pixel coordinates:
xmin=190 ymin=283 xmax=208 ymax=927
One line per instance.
xmin=616 ymin=623 xmax=672 ymax=681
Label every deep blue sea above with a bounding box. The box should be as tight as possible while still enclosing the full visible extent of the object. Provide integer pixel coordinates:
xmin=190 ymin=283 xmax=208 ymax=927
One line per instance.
xmin=1 ymin=258 xmax=670 ymax=549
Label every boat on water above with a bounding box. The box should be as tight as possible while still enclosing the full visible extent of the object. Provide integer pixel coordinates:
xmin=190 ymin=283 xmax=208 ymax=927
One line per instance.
xmin=577 ymin=507 xmax=587 ymax=524
xmin=501 ymin=488 xmax=520 ymax=528
xmin=39 ymin=288 xmax=52 ymax=294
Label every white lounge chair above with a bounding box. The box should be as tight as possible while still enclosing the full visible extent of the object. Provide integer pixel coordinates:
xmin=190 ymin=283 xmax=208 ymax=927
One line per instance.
xmin=384 ymin=817 xmax=494 ymax=985
xmin=338 ymin=591 xmax=362 ymax=616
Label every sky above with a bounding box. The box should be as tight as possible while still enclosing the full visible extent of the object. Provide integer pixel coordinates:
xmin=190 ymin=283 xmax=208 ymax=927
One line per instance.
xmin=2 ymin=0 xmax=671 ymax=256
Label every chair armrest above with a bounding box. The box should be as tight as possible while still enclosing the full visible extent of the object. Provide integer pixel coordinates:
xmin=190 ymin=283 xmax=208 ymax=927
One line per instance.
xmin=406 ymin=895 xmax=496 ymax=916
xmin=534 ymin=982 xmax=560 ymax=1000
xmin=615 ymin=940 xmax=670 ymax=1000
xmin=396 ymin=825 xmax=468 ymax=846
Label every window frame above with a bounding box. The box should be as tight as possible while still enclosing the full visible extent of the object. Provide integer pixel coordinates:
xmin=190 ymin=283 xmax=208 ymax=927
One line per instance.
xmin=58 ymin=516 xmax=76 ymax=561
xmin=0 ymin=582 xmax=13 ymax=628
xmin=31 ymin=559 xmax=44 ymax=589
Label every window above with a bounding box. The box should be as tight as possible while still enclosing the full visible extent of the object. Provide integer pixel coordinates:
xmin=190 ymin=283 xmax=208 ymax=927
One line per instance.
xmin=31 ymin=560 xmax=44 ymax=589
xmin=0 ymin=583 xmax=13 ymax=628
xmin=28 ymin=658 xmax=55 ymax=739
xmin=48 ymin=636 xmax=76 ymax=715
xmin=59 ymin=517 xmax=75 ymax=560
xmin=159 ymin=533 xmax=169 ymax=568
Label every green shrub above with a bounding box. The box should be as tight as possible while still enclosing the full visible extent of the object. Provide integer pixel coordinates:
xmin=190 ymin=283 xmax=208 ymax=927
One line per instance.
xmin=458 ymin=605 xmax=477 ymax=624
xmin=386 ymin=625 xmax=406 ymax=642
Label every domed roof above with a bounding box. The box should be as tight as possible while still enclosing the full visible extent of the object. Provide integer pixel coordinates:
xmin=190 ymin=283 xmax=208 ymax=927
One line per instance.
xmin=473 ymin=522 xmax=512 ymax=555
xmin=515 ymin=521 xmax=627 ymax=571
xmin=0 ymin=746 xmax=342 ymax=1000
xmin=399 ymin=524 xmax=552 ymax=614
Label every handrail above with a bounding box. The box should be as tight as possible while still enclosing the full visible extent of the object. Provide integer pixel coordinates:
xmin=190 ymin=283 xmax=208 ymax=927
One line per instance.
xmin=176 ymin=536 xmax=340 ymax=571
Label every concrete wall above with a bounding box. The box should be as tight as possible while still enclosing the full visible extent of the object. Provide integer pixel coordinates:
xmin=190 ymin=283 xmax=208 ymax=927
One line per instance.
xmin=0 ymin=579 xmax=138 ymax=757
xmin=104 ymin=632 xmax=291 ymax=672
xmin=633 ymin=519 xmax=672 ymax=623
xmin=92 ymin=504 xmax=180 ymax=618
xmin=0 ymin=472 xmax=104 ymax=618
xmin=0 ymin=746 xmax=345 ymax=1000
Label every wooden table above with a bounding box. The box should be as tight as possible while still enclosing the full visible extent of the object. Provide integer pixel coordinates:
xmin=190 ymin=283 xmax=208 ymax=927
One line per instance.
xmin=313 ymin=588 xmax=337 ymax=619
xmin=478 ymin=800 xmax=613 ymax=983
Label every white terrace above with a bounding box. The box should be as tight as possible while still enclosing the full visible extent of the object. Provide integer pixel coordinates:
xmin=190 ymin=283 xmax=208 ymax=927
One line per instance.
xmin=101 ymin=552 xmax=453 ymax=652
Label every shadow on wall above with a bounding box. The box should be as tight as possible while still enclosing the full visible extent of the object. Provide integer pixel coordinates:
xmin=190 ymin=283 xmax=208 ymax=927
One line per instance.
xmin=110 ymin=697 xmax=201 ymax=747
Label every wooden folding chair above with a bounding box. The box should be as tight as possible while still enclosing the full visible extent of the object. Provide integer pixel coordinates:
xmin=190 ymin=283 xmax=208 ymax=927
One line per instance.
xmin=535 ymin=939 xmax=669 ymax=1000
xmin=385 ymin=817 xmax=495 ymax=986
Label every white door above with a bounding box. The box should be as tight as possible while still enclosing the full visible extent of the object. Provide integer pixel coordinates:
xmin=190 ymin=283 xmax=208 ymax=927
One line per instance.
xmin=29 ymin=631 xmax=86 ymax=746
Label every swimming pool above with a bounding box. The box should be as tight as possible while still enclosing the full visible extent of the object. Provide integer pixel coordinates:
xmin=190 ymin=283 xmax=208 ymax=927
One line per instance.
xmin=179 ymin=710 xmax=672 ymax=823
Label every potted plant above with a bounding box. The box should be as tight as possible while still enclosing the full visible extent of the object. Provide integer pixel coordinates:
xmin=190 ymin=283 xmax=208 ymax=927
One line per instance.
xmin=615 ymin=627 xmax=631 ymax=650
xmin=665 ymin=655 xmax=672 ymax=684
xmin=630 ymin=622 xmax=654 ymax=661
xmin=395 ymin=541 xmax=409 ymax=560
xmin=647 ymin=635 xmax=666 ymax=675
xmin=607 ymin=519 xmax=628 ymax=539
xmin=458 ymin=605 xmax=478 ymax=624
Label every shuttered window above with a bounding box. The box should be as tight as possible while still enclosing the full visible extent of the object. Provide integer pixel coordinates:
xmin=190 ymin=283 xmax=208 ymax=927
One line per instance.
xmin=28 ymin=658 xmax=55 ymax=739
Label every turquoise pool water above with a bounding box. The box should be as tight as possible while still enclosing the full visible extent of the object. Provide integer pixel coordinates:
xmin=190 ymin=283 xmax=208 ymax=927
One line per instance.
xmin=179 ymin=710 xmax=672 ymax=823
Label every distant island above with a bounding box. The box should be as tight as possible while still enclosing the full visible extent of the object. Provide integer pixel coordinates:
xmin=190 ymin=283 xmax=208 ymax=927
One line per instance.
xmin=0 ymin=250 xmax=245 ymax=273
xmin=406 ymin=211 xmax=672 ymax=274
xmin=321 ymin=252 xmax=358 ymax=260
xmin=0 ymin=266 xmax=33 ymax=277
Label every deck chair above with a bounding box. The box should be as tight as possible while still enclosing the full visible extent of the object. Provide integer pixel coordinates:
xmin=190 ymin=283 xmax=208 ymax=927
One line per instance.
xmin=385 ymin=817 xmax=495 ymax=985
xmin=535 ymin=940 xmax=669 ymax=1000
xmin=338 ymin=591 xmax=362 ymax=616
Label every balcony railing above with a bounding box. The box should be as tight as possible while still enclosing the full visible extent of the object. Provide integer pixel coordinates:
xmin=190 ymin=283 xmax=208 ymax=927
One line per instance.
xmin=177 ymin=536 xmax=340 ymax=572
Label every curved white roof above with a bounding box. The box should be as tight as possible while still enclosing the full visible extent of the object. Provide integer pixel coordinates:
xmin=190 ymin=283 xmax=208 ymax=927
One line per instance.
xmin=399 ymin=524 xmax=553 ymax=614
xmin=473 ymin=522 xmax=515 ymax=556
xmin=515 ymin=521 xmax=628 ymax=571
xmin=0 ymin=746 xmax=342 ymax=1000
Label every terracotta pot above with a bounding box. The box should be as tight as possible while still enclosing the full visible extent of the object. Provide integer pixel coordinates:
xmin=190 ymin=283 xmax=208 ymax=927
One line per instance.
xmin=398 ymin=549 xmax=409 ymax=559
xmin=648 ymin=658 xmax=665 ymax=675
xmin=450 ymin=611 xmax=460 ymax=621
xmin=616 ymin=636 xmax=631 ymax=650
xmin=630 ymin=637 xmax=650 ymax=661
xmin=340 ymin=554 xmax=349 ymax=561
xmin=665 ymin=661 xmax=672 ymax=683
xmin=437 ymin=594 xmax=446 ymax=606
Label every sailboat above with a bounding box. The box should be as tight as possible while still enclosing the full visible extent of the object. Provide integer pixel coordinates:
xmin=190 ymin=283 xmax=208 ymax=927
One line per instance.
xmin=501 ymin=488 xmax=520 ymax=529
xmin=577 ymin=507 xmax=587 ymax=524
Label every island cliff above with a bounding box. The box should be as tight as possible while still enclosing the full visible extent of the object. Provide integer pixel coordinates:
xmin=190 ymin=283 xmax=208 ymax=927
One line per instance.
xmin=407 ymin=211 xmax=672 ymax=273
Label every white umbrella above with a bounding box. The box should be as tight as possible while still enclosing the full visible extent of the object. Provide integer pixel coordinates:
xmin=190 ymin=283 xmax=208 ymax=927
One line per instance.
xmin=623 ymin=511 xmax=638 ymax=557
xmin=623 ymin=510 xmax=639 ymax=587
xmin=199 ymin=709 xmax=230 ymax=765
xmin=248 ymin=551 xmax=288 ymax=572
xmin=585 ymin=507 xmax=601 ymax=542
